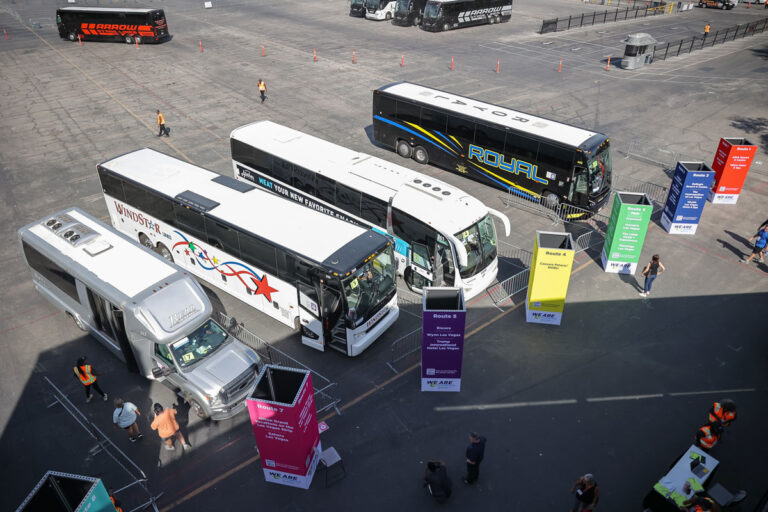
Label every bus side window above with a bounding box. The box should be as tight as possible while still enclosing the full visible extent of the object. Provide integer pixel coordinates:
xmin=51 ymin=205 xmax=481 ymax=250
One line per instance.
xmin=474 ymin=124 xmax=505 ymax=153
xmin=232 ymin=139 xmax=272 ymax=175
xmin=292 ymin=165 xmax=316 ymax=196
xmin=98 ymin=168 xmax=125 ymax=201
xmin=360 ymin=193 xmax=387 ymax=228
xmin=239 ymin=233 xmax=278 ymax=275
xmin=172 ymin=203 xmax=207 ymax=241
xmin=335 ymin=183 xmax=362 ymax=217
xmin=375 ymin=94 xmax=396 ymax=117
xmin=504 ymin=132 xmax=540 ymax=165
xmin=205 ymin=217 xmax=241 ymax=256
xmin=395 ymin=100 xmax=421 ymax=125
xmin=22 ymin=242 xmax=80 ymax=302
xmin=316 ymin=174 xmax=336 ymax=204
xmin=420 ymin=108 xmax=447 ymax=133
xmin=272 ymin=157 xmax=293 ymax=184
xmin=447 ymin=115 xmax=475 ymax=143
xmin=537 ymin=143 xmax=573 ymax=175
xmin=392 ymin=208 xmax=437 ymax=254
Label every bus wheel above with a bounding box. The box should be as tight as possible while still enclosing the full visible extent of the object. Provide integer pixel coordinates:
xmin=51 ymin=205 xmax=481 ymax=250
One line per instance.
xmin=489 ymin=15 xmax=496 ymax=24
xmin=156 ymin=243 xmax=174 ymax=263
xmin=413 ymin=16 xmax=421 ymax=26
xmin=385 ymin=12 xmax=392 ymax=20
xmin=139 ymin=233 xmax=153 ymax=249
xmin=124 ymin=35 xmax=133 ymax=44
xmin=396 ymin=140 xmax=413 ymax=158
xmin=443 ymin=23 xmax=450 ymax=31
xmin=67 ymin=312 xmax=88 ymax=332
xmin=543 ymin=192 xmax=560 ymax=209
xmin=68 ymin=32 xmax=77 ymax=41
xmin=412 ymin=146 xmax=429 ymax=165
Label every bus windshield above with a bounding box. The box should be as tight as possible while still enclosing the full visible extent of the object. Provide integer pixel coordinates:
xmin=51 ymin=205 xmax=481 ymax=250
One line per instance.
xmin=395 ymin=0 xmax=410 ymax=13
xmin=170 ymin=320 xmax=228 ymax=369
xmin=343 ymin=245 xmax=396 ymax=325
xmin=351 ymin=0 xmax=364 ymax=5
xmin=455 ymin=214 xmax=498 ymax=279
xmin=587 ymin=146 xmax=612 ymax=195
xmin=424 ymin=2 xmax=440 ymax=18
xmin=365 ymin=0 xmax=386 ymax=9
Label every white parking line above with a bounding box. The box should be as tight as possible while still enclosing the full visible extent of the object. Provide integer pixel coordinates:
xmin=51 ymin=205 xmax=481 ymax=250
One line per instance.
xmin=586 ymin=393 xmax=664 ymax=402
xmin=435 ymin=399 xmax=578 ymax=412
xmin=667 ymin=388 xmax=756 ymax=397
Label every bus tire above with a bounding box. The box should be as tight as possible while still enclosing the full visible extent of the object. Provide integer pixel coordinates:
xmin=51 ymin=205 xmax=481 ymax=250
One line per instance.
xmin=67 ymin=312 xmax=88 ymax=332
xmin=412 ymin=146 xmax=429 ymax=165
xmin=385 ymin=12 xmax=392 ymax=20
xmin=489 ymin=15 xmax=496 ymax=24
xmin=443 ymin=23 xmax=450 ymax=31
xmin=413 ymin=16 xmax=421 ymax=26
xmin=68 ymin=32 xmax=77 ymax=41
xmin=156 ymin=243 xmax=174 ymax=263
xmin=396 ymin=140 xmax=413 ymax=158
xmin=543 ymin=191 xmax=560 ymax=209
xmin=139 ymin=233 xmax=153 ymax=249
xmin=124 ymin=35 xmax=133 ymax=44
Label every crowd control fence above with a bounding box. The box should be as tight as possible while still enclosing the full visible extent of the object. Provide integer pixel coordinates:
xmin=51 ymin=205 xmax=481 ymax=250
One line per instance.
xmin=215 ymin=311 xmax=341 ymax=415
xmin=540 ymin=1 xmax=670 ymax=33
xmin=651 ymin=17 xmax=768 ymax=61
xmin=43 ymin=376 xmax=162 ymax=512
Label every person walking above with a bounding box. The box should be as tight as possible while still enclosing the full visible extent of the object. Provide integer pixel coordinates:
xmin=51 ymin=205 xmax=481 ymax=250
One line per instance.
xmin=423 ymin=460 xmax=452 ymax=503
xmin=74 ymin=356 xmax=108 ymax=403
xmin=571 ymin=473 xmax=599 ymax=512
xmin=463 ymin=432 xmax=486 ymax=485
xmin=639 ymin=254 xmax=665 ymax=297
xmin=113 ymin=398 xmax=143 ymax=442
xmin=740 ymin=224 xmax=768 ymax=264
xmin=257 ymin=79 xmax=267 ymax=103
xmin=150 ymin=403 xmax=191 ymax=451
xmin=696 ymin=422 xmax=722 ymax=451
xmin=707 ymin=399 xmax=737 ymax=427
xmin=704 ymin=23 xmax=711 ymax=38
xmin=156 ymin=109 xmax=169 ymax=137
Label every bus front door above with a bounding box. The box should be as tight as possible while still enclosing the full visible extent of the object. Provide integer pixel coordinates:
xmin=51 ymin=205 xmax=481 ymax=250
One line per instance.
xmin=298 ymin=283 xmax=325 ymax=352
xmin=406 ymin=242 xmax=434 ymax=292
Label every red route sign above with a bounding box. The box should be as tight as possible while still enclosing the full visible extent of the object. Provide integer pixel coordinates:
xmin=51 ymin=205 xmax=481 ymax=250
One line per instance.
xmin=708 ymin=137 xmax=758 ymax=204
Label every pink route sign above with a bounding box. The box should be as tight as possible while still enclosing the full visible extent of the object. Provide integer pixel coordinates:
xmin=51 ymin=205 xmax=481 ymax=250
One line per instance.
xmin=247 ymin=366 xmax=321 ymax=489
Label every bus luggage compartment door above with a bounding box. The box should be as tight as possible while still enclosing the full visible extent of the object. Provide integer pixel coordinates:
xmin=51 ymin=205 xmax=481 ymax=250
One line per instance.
xmin=298 ymin=284 xmax=325 ymax=352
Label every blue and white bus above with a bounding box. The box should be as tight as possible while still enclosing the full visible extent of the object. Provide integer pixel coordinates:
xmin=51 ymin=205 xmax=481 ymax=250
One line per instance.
xmin=97 ymin=148 xmax=399 ymax=357
xmin=230 ymin=121 xmax=510 ymax=300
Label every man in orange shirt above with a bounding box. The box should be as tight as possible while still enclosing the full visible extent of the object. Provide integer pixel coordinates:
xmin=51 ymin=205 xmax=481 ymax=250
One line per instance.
xmin=150 ymin=403 xmax=191 ymax=451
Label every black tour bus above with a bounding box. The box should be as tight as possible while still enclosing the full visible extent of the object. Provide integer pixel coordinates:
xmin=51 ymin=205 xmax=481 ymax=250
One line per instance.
xmin=350 ymin=0 xmax=367 ymax=17
xmin=56 ymin=7 xmax=169 ymax=44
xmin=372 ymin=82 xmax=613 ymax=217
xmin=392 ymin=0 xmax=428 ymax=26
xmin=421 ymin=0 xmax=512 ymax=32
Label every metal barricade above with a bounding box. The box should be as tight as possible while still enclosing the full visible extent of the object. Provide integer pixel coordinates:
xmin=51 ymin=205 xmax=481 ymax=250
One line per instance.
xmin=386 ymin=328 xmax=423 ymax=373
xmin=487 ymin=267 xmax=531 ymax=306
xmin=651 ymin=17 xmax=768 ymax=62
xmin=540 ymin=1 xmax=670 ymax=33
xmin=612 ymin=175 xmax=668 ymax=212
xmin=215 ymin=311 xmax=341 ymax=415
xmin=43 ymin=377 xmax=162 ymax=512
xmin=502 ymin=190 xmax=561 ymax=224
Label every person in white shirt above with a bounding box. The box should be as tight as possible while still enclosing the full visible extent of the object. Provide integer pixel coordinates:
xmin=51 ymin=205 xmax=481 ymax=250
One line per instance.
xmin=113 ymin=398 xmax=142 ymax=442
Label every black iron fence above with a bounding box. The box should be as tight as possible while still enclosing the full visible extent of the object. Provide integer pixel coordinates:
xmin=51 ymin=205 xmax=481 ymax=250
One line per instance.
xmin=652 ymin=17 xmax=768 ymax=61
xmin=541 ymin=1 xmax=668 ymax=33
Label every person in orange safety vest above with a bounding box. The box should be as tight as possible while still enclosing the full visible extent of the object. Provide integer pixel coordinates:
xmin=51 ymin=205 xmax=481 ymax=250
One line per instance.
xmin=707 ymin=399 xmax=736 ymax=427
xmin=74 ymin=356 xmax=108 ymax=403
xmin=695 ymin=422 xmax=722 ymax=451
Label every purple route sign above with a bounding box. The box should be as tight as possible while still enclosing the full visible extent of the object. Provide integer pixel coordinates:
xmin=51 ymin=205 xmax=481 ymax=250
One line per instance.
xmin=421 ymin=287 xmax=466 ymax=392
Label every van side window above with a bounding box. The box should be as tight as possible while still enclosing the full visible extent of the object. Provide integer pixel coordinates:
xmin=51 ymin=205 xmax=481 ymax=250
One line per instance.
xmin=22 ymin=241 xmax=80 ymax=302
xmin=155 ymin=343 xmax=173 ymax=365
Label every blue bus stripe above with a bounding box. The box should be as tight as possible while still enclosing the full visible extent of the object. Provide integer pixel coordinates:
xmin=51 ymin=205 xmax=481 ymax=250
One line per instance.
xmin=435 ymin=130 xmax=460 ymax=150
xmin=374 ymin=115 xmax=454 ymax=156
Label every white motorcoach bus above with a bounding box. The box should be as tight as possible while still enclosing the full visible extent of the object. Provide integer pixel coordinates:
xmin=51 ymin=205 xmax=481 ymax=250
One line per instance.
xmin=97 ymin=149 xmax=399 ymax=357
xmin=18 ymin=207 xmax=263 ymax=420
xmin=230 ymin=121 xmax=511 ymax=300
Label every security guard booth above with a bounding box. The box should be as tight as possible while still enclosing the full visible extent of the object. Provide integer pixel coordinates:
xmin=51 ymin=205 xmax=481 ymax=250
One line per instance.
xmin=621 ymin=33 xmax=657 ymax=69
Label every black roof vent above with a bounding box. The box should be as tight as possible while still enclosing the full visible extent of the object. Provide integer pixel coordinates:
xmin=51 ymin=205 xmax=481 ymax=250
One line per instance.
xmin=175 ymin=191 xmax=220 ymax=212
xmin=212 ymin=175 xmax=255 ymax=193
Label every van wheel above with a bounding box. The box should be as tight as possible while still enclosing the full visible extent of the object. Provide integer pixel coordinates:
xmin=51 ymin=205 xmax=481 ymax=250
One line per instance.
xmin=68 ymin=32 xmax=77 ymax=41
xmin=156 ymin=243 xmax=174 ymax=262
xmin=124 ymin=35 xmax=133 ymax=44
xmin=67 ymin=312 xmax=88 ymax=332
xmin=139 ymin=233 xmax=153 ymax=249
xmin=385 ymin=12 xmax=392 ymax=20
xmin=412 ymin=146 xmax=429 ymax=165
xmin=189 ymin=399 xmax=210 ymax=420
xmin=396 ymin=140 xmax=413 ymax=158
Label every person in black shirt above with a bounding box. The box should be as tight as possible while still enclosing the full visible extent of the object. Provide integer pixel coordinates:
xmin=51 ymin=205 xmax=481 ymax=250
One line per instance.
xmin=571 ymin=473 xmax=599 ymax=512
xmin=463 ymin=432 xmax=486 ymax=484
xmin=423 ymin=461 xmax=452 ymax=503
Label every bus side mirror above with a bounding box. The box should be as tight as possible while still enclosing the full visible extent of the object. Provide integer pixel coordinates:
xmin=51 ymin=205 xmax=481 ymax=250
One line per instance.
xmin=152 ymin=366 xmax=174 ymax=378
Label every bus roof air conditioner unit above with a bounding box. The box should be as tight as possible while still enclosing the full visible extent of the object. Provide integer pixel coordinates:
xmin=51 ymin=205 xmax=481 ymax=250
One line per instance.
xmin=60 ymin=223 xmax=99 ymax=247
xmin=43 ymin=213 xmax=77 ymax=234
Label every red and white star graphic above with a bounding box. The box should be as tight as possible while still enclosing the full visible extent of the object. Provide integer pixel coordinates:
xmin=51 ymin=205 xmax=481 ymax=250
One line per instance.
xmin=250 ymin=274 xmax=278 ymax=302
